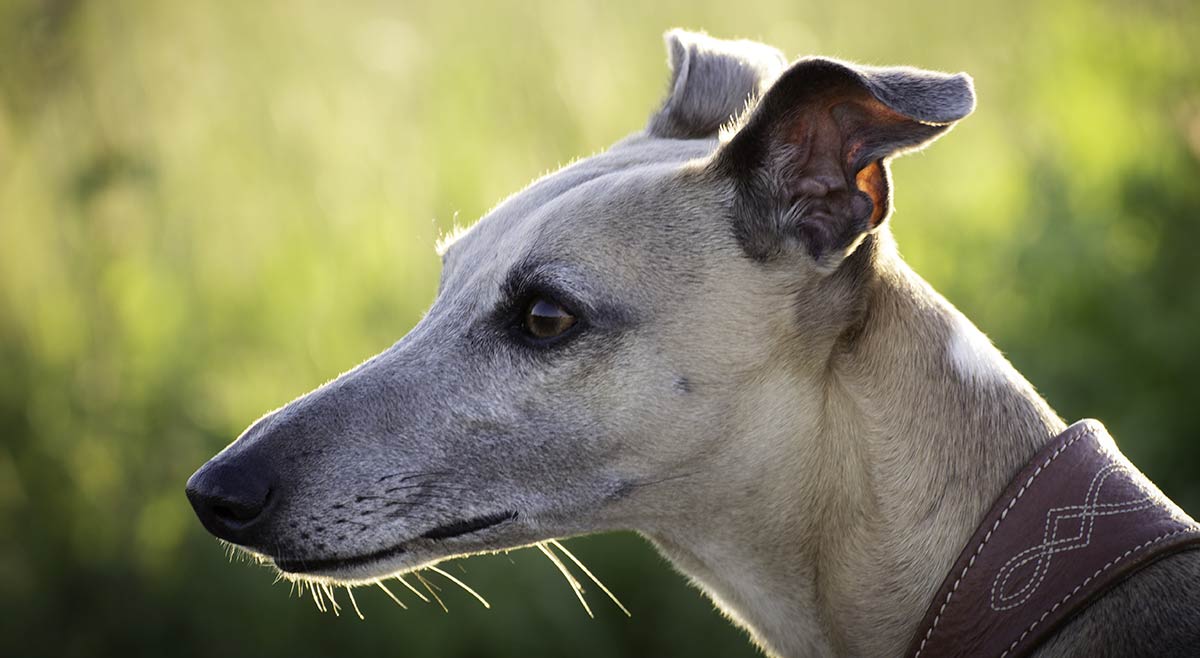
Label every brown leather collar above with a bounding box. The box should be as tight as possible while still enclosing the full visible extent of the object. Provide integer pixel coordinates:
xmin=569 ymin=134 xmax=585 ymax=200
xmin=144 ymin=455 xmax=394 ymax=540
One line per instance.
xmin=907 ymin=420 xmax=1200 ymax=658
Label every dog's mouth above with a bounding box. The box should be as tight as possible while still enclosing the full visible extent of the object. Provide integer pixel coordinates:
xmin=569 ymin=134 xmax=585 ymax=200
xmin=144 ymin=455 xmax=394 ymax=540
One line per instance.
xmin=272 ymin=510 xmax=519 ymax=575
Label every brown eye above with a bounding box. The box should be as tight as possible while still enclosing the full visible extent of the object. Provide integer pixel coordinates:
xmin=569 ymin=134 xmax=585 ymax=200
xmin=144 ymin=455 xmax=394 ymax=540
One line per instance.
xmin=524 ymin=297 xmax=576 ymax=339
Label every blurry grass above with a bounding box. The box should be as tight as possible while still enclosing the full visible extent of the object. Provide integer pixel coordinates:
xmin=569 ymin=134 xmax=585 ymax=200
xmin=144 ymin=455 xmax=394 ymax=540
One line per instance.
xmin=0 ymin=0 xmax=1198 ymax=656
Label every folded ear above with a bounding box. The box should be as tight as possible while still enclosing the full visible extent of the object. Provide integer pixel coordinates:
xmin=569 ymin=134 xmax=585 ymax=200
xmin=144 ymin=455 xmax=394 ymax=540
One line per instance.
xmin=647 ymin=30 xmax=787 ymax=140
xmin=714 ymin=57 xmax=975 ymax=267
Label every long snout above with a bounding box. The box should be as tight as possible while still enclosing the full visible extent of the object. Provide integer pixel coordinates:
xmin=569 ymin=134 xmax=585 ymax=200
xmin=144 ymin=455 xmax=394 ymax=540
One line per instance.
xmin=184 ymin=355 xmax=400 ymax=551
xmin=184 ymin=324 xmax=486 ymax=562
xmin=184 ymin=364 xmax=370 ymax=549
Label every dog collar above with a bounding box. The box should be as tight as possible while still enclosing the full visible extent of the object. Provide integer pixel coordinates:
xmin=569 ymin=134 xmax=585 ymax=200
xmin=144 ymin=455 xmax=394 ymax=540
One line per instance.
xmin=907 ymin=419 xmax=1200 ymax=658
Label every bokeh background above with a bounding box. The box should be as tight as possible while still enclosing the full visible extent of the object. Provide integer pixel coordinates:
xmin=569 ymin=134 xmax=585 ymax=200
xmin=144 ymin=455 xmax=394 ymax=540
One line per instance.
xmin=1 ymin=0 xmax=1198 ymax=656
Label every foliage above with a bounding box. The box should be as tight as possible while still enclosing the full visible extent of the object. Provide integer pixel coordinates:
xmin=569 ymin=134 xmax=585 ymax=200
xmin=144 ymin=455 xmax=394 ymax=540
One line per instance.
xmin=0 ymin=1 xmax=1197 ymax=656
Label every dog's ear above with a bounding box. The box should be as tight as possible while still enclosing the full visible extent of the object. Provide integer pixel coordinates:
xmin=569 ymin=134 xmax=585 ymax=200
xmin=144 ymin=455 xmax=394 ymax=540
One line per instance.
xmin=647 ymin=30 xmax=787 ymax=140
xmin=715 ymin=57 xmax=975 ymax=267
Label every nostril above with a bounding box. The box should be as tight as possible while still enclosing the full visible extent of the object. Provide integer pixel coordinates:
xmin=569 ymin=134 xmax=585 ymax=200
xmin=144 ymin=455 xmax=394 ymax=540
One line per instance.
xmin=188 ymin=486 xmax=273 ymax=541
xmin=211 ymin=501 xmax=259 ymax=524
xmin=186 ymin=459 xmax=275 ymax=543
xmin=210 ymin=486 xmax=272 ymax=524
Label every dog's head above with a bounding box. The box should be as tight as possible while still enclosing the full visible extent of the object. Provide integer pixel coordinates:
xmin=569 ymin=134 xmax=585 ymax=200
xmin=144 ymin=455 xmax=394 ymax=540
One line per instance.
xmin=186 ymin=30 xmax=974 ymax=583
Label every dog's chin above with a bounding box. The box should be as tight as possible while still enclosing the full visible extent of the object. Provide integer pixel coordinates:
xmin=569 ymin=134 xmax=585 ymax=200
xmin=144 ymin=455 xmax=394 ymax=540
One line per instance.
xmin=267 ymin=510 xmax=525 ymax=583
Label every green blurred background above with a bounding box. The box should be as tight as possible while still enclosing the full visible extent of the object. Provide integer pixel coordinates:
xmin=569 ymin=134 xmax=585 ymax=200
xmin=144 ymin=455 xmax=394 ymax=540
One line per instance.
xmin=1 ymin=0 xmax=1198 ymax=656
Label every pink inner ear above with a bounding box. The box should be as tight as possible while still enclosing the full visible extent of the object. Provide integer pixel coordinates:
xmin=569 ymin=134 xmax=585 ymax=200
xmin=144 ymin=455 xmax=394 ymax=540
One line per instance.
xmin=783 ymin=97 xmax=854 ymax=196
xmin=782 ymin=84 xmax=924 ymax=232
xmin=715 ymin=57 xmax=970 ymax=261
xmin=779 ymin=91 xmax=903 ymax=230
xmin=855 ymin=161 xmax=888 ymax=227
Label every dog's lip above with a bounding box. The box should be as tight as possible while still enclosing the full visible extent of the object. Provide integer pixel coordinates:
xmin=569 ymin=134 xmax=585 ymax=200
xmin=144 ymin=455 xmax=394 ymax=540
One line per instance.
xmin=418 ymin=509 xmax=519 ymax=541
xmin=272 ymin=510 xmax=518 ymax=575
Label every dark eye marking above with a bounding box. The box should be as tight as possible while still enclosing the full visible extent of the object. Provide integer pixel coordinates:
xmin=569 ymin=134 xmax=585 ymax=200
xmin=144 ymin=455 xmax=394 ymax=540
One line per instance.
xmin=489 ymin=258 xmax=637 ymax=349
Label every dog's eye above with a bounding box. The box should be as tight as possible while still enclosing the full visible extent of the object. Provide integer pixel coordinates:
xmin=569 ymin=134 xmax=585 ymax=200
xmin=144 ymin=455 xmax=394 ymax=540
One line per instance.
xmin=524 ymin=297 xmax=576 ymax=340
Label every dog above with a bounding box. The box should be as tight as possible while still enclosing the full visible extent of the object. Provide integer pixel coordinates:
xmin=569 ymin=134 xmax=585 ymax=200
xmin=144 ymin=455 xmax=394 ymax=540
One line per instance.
xmin=186 ymin=30 xmax=1200 ymax=657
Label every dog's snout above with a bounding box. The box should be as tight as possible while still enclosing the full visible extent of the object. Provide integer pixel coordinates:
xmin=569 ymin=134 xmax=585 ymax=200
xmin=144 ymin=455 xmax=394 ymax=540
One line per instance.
xmin=186 ymin=455 xmax=275 ymax=545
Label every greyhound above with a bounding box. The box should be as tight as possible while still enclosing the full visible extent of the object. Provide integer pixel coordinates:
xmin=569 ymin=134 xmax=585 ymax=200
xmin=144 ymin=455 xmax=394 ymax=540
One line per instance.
xmin=186 ymin=30 xmax=1200 ymax=657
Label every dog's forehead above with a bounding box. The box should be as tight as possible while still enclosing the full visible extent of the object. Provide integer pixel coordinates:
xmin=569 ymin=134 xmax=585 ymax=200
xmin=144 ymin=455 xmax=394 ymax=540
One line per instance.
xmin=439 ymin=136 xmax=722 ymax=293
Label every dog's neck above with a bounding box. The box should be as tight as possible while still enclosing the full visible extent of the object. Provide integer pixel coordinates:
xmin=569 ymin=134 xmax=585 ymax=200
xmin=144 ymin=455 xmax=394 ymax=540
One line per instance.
xmin=645 ymin=233 xmax=1066 ymax=657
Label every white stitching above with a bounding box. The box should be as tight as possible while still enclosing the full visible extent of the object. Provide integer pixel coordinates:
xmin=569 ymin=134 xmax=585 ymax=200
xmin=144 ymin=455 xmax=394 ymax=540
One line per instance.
xmin=912 ymin=426 xmax=1093 ymax=658
xmin=988 ymin=463 xmax=1154 ymax=610
xmin=988 ymin=502 xmax=1154 ymax=610
xmin=998 ymin=528 xmax=1198 ymax=658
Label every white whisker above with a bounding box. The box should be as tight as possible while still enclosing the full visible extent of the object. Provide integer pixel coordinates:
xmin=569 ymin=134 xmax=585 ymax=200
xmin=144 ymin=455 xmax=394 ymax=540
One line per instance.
xmin=550 ymin=539 xmax=630 ymax=617
xmin=321 ymin=582 xmax=342 ymax=616
xmin=374 ymin=580 xmax=408 ymax=610
xmin=346 ymin=586 xmax=365 ymax=620
xmin=311 ymin=581 xmax=326 ymax=612
xmin=537 ymin=541 xmax=592 ymax=618
xmin=429 ymin=565 xmax=491 ymax=609
xmin=395 ymin=574 xmax=430 ymax=603
xmin=415 ymin=572 xmax=448 ymax=612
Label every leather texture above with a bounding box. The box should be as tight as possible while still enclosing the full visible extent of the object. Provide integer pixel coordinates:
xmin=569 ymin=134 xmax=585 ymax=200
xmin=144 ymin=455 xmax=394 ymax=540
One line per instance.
xmin=907 ymin=419 xmax=1200 ymax=658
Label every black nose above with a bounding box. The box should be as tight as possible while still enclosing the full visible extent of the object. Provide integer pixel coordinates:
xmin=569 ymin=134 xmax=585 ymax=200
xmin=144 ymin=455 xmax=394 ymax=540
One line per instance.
xmin=186 ymin=455 xmax=275 ymax=545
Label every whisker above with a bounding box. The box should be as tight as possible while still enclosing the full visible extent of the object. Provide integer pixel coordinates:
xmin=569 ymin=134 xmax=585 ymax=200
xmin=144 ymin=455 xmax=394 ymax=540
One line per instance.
xmin=415 ymin=572 xmax=448 ymax=612
xmin=346 ymin=586 xmax=365 ymax=620
xmin=375 ymin=580 xmax=409 ymax=610
xmin=394 ymin=574 xmax=430 ymax=603
xmin=537 ymin=541 xmax=593 ymax=618
xmin=322 ymin=582 xmax=342 ymax=616
xmin=429 ymin=565 xmax=491 ymax=609
xmin=311 ymin=581 xmax=327 ymax=612
xmin=550 ymin=539 xmax=630 ymax=617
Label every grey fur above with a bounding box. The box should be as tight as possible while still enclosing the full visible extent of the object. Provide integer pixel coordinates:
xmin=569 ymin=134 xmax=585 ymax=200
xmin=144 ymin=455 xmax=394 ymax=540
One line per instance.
xmin=647 ymin=29 xmax=787 ymax=139
xmin=187 ymin=30 xmax=1200 ymax=658
xmin=851 ymin=62 xmax=975 ymax=125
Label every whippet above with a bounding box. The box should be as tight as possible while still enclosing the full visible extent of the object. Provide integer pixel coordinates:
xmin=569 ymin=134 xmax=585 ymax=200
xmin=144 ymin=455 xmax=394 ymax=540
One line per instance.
xmin=187 ymin=30 xmax=1200 ymax=657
